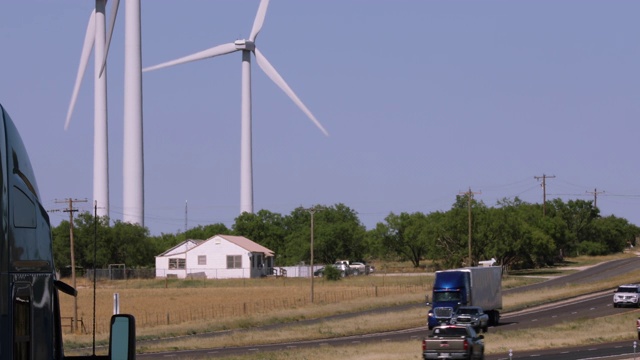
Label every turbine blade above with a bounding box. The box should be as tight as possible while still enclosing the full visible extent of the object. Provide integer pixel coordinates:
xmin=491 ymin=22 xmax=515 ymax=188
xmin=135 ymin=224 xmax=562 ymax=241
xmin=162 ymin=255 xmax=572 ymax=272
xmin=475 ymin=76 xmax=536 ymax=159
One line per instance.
xmin=99 ymin=0 xmax=120 ymax=77
xmin=143 ymin=43 xmax=238 ymax=72
xmin=65 ymin=10 xmax=96 ymax=130
xmin=254 ymin=48 xmax=329 ymax=136
xmin=249 ymin=0 xmax=270 ymax=42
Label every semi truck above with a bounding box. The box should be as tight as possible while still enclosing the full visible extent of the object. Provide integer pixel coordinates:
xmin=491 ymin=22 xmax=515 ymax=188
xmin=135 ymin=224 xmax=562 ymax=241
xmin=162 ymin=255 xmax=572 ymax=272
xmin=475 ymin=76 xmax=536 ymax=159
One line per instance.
xmin=0 ymin=103 xmax=136 ymax=360
xmin=427 ymin=266 xmax=502 ymax=330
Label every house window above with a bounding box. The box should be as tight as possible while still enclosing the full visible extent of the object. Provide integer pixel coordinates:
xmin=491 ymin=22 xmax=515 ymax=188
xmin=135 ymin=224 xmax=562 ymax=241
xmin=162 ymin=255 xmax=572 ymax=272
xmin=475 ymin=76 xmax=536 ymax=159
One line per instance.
xmin=226 ymin=255 xmax=242 ymax=269
xmin=198 ymin=255 xmax=206 ymax=266
xmin=168 ymin=258 xmax=186 ymax=269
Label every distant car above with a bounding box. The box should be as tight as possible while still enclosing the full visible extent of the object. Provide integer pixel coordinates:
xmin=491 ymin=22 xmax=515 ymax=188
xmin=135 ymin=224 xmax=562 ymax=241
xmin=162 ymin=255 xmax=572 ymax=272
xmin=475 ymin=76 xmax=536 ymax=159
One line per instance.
xmin=314 ymin=267 xmax=325 ymax=277
xmin=613 ymin=284 xmax=640 ymax=308
xmin=333 ymin=261 xmax=350 ymax=277
xmin=350 ymin=262 xmax=370 ymax=275
xmin=450 ymin=306 xmax=489 ymax=333
xmin=314 ymin=265 xmax=346 ymax=277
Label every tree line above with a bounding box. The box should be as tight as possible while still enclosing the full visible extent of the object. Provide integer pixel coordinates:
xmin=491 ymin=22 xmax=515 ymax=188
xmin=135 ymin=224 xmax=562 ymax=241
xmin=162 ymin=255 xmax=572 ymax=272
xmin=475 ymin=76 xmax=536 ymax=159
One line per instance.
xmin=51 ymin=196 xmax=639 ymax=272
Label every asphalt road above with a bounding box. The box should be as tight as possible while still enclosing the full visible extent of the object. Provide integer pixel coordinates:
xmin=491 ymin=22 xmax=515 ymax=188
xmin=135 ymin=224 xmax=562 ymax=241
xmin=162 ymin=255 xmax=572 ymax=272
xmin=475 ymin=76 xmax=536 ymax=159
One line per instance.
xmin=138 ymin=256 xmax=640 ymax=359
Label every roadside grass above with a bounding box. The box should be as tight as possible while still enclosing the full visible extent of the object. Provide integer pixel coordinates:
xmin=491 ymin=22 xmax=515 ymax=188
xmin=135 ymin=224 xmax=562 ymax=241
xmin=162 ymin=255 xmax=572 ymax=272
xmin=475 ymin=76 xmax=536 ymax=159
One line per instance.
xmin=62 ymin=253 xmax=638 ymax=358
xmin=129 ymin=310 xmax=640 ymax=360
xmin=486 ymin=310 xmax=640 ymax=355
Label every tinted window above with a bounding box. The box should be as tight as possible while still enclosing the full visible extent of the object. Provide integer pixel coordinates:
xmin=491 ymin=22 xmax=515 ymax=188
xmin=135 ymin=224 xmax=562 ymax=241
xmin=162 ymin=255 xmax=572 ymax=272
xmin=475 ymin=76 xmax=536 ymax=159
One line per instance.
xmin=13 ymin=187 xmax=35 ymax=228
xmin=617 ymin=287 xmax=638 ymax=293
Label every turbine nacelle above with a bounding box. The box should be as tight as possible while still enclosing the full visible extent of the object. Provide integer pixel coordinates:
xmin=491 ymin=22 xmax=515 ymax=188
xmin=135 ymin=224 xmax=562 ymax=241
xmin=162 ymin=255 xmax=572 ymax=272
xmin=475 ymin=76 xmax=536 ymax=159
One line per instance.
xmin=234 ymin=39 xmax=255 ymax=51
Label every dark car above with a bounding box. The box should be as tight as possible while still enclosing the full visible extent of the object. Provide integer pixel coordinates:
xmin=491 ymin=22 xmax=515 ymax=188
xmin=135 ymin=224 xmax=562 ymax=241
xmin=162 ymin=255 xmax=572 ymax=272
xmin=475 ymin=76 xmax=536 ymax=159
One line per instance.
xmin=314 ymin=267 xmax=326 ymax=277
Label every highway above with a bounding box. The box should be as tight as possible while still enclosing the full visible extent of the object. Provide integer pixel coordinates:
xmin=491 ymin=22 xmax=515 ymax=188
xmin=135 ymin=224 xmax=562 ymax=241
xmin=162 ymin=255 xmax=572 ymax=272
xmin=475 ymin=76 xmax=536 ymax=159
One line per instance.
xmin=138 ymin=256 xmax=640 ymax=359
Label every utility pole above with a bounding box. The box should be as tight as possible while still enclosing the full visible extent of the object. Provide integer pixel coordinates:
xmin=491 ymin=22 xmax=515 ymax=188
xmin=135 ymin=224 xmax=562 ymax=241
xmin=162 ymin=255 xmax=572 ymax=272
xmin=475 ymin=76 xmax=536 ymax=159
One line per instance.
xmin=55 ymin=198 xmax=87 ymax=333
xmin=534 ymin=174 xmax=555 ymax=216
xmin=586 ymin=188 xmax=605 ymax=208
xmin=459 ymin=188 xmax=481 ymax=267
xmin=305 ymin=207 xmax=319 ymax=303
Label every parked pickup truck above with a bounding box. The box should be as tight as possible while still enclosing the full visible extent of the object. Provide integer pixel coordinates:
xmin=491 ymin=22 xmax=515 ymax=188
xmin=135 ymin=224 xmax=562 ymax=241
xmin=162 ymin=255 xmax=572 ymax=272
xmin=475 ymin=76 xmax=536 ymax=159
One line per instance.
xmin=422 ymin=325 xmax=485 ymax=360
xmin=450 ymin=306 xmax=489 ymax=333
xmin=350 ymin=261 xmax=371 ymax=275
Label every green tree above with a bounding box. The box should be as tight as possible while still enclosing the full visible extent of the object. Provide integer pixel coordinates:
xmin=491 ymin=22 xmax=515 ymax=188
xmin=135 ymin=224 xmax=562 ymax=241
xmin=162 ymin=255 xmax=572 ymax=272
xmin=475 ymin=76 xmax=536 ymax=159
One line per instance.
xmin=110 ymin=220 xmax=153 ymax=267
xmin=374 ymin=212 xmax=430 ymax=268
xmin=281 ymin=204 xmax=366 ymax=266
xmin=548 ymin=199 xmax=599 ymax=256
xmin=588 ymin=215 xmax=640 ymax=254
xmin=182 ymin=223 xmax=230 ymax=240
xmin=233 ymin=210 xmax=286 ymax=260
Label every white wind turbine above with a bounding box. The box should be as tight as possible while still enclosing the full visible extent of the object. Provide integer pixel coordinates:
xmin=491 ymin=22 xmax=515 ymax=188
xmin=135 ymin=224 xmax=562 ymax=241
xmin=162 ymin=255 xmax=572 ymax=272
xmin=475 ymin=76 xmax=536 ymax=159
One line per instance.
xmin=99 ymin=0 xmax=145 ymax=226
xmin=65 ymin=0 xmax=113 ymax=218
xmin=143 ymin=0 xmax=329 ymax=215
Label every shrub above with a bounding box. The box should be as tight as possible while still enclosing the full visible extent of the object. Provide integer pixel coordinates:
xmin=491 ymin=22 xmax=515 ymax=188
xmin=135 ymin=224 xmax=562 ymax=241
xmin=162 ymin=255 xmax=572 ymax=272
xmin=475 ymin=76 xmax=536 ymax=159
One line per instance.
xmin=323 ymin=265 xmax=343 ymax=281
xmin=577 ymin=241 xmax=608 ymax=256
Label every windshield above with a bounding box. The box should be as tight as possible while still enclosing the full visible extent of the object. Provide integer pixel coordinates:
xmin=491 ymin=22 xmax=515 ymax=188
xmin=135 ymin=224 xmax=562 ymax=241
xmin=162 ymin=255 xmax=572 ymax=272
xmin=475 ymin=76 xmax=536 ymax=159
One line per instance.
xmin=617 ymin=287 xmax=639 ymax=293
xmin=457 ymin=308 xmax=477 ymax=315
xmin=433 ymin=291 xmax=461 ymax=302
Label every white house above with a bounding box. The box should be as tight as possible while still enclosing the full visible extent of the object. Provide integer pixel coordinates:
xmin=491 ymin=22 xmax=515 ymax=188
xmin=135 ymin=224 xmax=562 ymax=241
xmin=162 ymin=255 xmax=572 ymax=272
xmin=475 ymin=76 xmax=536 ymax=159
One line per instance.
xmin=155 ymin=235 xmax=274 ymax=279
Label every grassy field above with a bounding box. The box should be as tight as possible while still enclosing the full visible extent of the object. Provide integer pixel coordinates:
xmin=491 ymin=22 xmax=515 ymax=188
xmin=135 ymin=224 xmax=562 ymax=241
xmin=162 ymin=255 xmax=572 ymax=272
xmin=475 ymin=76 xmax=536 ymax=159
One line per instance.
xmin=61 ymin=253 xmax=640 ymax=359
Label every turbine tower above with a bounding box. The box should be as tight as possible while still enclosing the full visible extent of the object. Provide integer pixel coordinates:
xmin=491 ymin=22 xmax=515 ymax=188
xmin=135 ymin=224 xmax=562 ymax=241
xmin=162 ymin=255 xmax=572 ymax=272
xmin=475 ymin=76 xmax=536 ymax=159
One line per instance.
xmin=65 ymin=0 xmax=110 ymax=218
xmin=102 ymin=0 xmax=145 ymax=226
xmin=143 ymin=0 xmax=329 ymax=215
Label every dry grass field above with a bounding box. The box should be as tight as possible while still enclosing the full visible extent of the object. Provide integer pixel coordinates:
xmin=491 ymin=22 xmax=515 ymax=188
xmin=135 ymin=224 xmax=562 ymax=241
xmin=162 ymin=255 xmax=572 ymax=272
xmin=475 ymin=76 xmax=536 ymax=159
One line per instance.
xmin=61 ymin=253 xmax=640 ymax=359
xmin=61 ymin=271 xmax=433 ymax=343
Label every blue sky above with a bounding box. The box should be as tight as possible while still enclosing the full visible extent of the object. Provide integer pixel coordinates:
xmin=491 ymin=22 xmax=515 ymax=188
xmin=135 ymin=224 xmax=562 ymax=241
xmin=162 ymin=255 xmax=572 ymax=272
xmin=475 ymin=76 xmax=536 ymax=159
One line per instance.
xmin=1 ymin=1 xmax=639 ymax=235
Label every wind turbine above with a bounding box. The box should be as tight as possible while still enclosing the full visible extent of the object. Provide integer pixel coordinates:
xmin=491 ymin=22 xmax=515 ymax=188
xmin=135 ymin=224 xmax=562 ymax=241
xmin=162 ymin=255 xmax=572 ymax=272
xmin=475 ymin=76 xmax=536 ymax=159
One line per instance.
xmin=100 ymin=0 xmax=145 ymax=226
xmin=65 ymin=0 xmax=111 ymax=218
xmin=143 ymin=0 xmax=329 ymax=215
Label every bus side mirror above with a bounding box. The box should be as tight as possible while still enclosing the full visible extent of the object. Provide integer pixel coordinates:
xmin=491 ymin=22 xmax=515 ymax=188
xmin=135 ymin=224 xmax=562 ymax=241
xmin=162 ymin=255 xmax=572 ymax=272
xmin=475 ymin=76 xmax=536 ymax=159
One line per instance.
xmin=109 ymin=314 xmax=136 ymax=360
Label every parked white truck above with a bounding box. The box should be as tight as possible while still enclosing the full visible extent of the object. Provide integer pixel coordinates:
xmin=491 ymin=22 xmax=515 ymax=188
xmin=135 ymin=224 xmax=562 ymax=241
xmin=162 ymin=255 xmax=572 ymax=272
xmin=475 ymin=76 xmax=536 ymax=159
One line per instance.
xmin=334 ymin=260 xmax=371 ymax=276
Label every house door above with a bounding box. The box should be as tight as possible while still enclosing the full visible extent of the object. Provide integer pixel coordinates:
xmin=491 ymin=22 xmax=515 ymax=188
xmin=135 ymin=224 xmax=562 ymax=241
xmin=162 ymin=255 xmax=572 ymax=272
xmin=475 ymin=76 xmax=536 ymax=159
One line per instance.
xmin=250 ymin=254 xmax=265 ymax=278
xmin=13 ymin=283 xmax=31 ymax=360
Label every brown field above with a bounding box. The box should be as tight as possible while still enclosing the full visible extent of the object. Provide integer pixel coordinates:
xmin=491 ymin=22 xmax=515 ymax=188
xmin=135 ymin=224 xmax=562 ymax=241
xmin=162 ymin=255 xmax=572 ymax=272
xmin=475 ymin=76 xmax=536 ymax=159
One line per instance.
xmin=61 ymin=272 xmax=433 ymax=339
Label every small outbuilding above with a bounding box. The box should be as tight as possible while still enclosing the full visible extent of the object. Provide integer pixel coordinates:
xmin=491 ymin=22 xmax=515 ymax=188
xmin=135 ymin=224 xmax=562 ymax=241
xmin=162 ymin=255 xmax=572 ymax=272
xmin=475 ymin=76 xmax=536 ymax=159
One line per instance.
xmin=155 ymin=234 xmax=274 ymax=279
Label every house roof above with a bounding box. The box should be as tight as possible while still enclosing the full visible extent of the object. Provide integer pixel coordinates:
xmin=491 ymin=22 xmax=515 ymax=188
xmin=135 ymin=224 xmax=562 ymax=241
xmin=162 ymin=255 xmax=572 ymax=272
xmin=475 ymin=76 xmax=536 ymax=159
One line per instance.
xmin=157 ymin=235 xmax=275 ymax=258
xmin=214 ymin=235 xmax=275 ymax=257
xmin=156 ymin=239 xmax=204 ymax=257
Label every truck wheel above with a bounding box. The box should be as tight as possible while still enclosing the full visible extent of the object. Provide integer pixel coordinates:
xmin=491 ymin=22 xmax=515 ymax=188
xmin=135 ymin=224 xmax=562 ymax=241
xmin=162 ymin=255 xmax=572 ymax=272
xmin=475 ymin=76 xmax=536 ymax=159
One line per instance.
xmin=353 ymin=269 xmax=360 ymax=276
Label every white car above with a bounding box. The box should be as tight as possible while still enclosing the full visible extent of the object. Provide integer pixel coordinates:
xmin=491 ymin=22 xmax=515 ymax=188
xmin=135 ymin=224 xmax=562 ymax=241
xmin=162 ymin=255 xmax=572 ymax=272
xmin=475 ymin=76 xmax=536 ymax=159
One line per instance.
xmin=613 ymin=284 xmax=640 ymax=308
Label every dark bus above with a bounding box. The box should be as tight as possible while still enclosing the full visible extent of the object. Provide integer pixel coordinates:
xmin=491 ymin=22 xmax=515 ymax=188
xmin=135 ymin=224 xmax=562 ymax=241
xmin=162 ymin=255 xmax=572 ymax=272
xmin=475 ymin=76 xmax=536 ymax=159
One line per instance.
xmin=0 ymin=103 xmax=134 ymax=360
